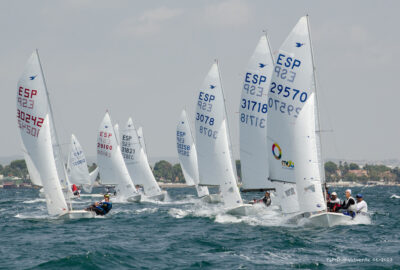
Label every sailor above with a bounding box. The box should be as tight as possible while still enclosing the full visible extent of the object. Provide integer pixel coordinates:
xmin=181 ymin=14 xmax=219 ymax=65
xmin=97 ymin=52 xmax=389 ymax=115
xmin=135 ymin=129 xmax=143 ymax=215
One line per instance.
xmin=71 ymin=184 xmax=80 ymax=197
xmin=85 ymin=194 xmax=112 ymax=216
xmin=262 ymin=191 xmax=272 ymax=207
xmin=327 ymin=192 xmax=341 ymax=212
xmin=356 ymin=194 xmax=368 ymax=213
xmin=341 ymin=189 xmax=356 ymax=217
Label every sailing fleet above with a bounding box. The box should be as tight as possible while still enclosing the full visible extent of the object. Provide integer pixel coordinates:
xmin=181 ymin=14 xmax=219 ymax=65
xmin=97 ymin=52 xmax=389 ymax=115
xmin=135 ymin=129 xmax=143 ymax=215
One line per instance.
xmin=16 ymin=16 xmax=366 ymax=225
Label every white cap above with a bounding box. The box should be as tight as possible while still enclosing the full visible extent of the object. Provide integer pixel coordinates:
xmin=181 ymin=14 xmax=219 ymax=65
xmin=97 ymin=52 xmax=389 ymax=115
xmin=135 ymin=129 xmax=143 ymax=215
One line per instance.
xmin=331 ymin=192 xmax=337 ymax=196
xmin=345 ymin=189 xmax=351 ymax=194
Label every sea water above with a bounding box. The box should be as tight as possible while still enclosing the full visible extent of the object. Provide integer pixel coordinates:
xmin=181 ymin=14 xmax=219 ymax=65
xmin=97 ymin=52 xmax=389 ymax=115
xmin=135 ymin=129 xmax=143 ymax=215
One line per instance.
xmin=0 ymin=186 xmax=399 ymax=269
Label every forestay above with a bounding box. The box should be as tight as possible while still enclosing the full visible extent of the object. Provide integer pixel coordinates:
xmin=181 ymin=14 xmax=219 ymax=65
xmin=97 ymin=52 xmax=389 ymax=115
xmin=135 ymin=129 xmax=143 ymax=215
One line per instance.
xmin=96 ymin=112 xmax=138 ymax=199
xmin=121 ymin=118 xmax=162 ymax=197
xmin=17 ymin=51 xmax=68 ymax=215
xmin=176 ymin=110 xmax=209 ymax=197
xmin=195 ymin=62 xmax=242 ymax=208
xmin=239 ymin=34 xmax=274 ymax=191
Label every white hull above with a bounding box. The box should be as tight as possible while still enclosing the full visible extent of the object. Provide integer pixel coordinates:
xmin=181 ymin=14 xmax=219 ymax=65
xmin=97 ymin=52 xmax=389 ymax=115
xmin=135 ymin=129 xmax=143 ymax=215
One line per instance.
xmin=79 ymin=194 xmax=105 ymax=198
xmin=201 ymin=194 xmax=221 ymax=204
xmin=127 ymin=194 xmax=142 ymax=202
xmin=148 ymin=192 xmax=166 ymax=201
xmin=59 ymin=210 xmax=96 ymax=219
xmin=308 ymin=212 xmax=352 ymax=227
xmin=226 ymin=204 xmax=254 ymax=216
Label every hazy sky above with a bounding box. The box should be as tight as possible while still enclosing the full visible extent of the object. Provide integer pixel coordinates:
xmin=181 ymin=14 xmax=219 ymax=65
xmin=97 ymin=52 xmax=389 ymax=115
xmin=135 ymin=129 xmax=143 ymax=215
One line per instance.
xmin=1 ymin=0 xmax=399 ymax=162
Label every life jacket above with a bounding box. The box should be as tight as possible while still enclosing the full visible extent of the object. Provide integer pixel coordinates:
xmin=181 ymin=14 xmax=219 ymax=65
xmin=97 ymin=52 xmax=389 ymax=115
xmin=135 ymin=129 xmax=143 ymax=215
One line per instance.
xmin=101 ymin=202 xmax=112 ymax=214
xmin=344 ymin=196 xmax=356 ymax=212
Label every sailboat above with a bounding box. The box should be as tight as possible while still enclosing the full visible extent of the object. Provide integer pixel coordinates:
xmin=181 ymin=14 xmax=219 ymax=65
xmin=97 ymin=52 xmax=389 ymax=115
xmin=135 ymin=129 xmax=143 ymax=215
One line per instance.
xmin=195 ymin=61 xmax=251 ymax=215
xmin=121 ymin=119 xmax=166 ymax=201
xmin=268 ymin=16 xmax=352 ymax=226
xmin=176 ymin=110 xmax=210 ymax=198
xmin=239 ymin=34 xmax=275 ymax=193
xmin=96 ymin=112 xmax=141 ymax=202
xmin=66 ymin=134 xmax=99 ymax=194
xmin=17 ymin=50 xmax=94 ymax=218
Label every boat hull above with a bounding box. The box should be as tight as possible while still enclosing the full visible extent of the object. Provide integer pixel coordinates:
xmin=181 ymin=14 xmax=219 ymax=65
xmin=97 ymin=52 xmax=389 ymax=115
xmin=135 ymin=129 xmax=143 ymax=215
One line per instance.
xmin=308 ymin=212 xmax=352 ymax=227
xmin=148 ymin=192 xmax=166 ymax=201
xmin=226 ymin=204 xmax=254 ymax=216
xmin=59 ymin=210 xmax=96 ymax=219
xmin=201 ymin=194 xmax=221 ymax=204
xmin=127 ymin=194 xmax=141 ymax=202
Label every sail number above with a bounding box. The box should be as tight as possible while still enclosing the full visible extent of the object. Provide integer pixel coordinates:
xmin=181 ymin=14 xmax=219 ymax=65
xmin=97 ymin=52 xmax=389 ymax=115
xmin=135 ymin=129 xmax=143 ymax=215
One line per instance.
xmin=268 ymin=97 xmax=301 ymax=118
xmin=176 ymin=131 xmax=191 ymax=157
xmin=270 ymin=82 xmax=307 ymax=103
xmin=196 ymin=113 xmax=214 ymax=126
xmin=240 ymin=113 xmax=266 ymax=128
xmin=241 ymin=99 xmax=268 ymax=113
xmin=18 ymin=119 xmax=40 ymax=137
xmin=17 ymin=109 xmax=44 ymax=127
xmin=199 ymin=125 xmax=218 ymax=139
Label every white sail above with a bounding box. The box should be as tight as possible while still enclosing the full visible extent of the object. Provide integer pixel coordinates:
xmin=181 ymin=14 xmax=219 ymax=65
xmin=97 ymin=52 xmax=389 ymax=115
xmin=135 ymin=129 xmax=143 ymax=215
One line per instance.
xmin=114 ymin=123 xmax=120 ymax=145
xmin=239 ymin=34 xmax=274 ymax=191
xmin=22 ymin=145 xmax=42 ymax=186
xmin=121 ymin=118 xmax=163 ymax=197
xmin=17 ymin=51 xmax=68 ymax=215
xmin=67 ymin=134 xmax=90 ymax=186
xmin=195 ymin=62 xmax=242 ymax=208
xmin=267 ymin=16 xmax=320 ymax=213
xmin=137 ymin=126 xmax=147 ymax=158
xmin=82 ymin=167 xmax=99 ymax=193
xmin=294 ymin=94 xmax=326 ymax=212
xmin=96 ymin=112 xmax=139 ymax=199
xmin=176 ymin=110 xmax=209 ymax=197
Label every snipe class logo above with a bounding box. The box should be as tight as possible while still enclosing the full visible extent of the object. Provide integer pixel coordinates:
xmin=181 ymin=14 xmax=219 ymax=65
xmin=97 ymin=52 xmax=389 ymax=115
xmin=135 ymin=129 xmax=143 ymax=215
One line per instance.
xmin=272 ymin=143 xmax=282 ymax=160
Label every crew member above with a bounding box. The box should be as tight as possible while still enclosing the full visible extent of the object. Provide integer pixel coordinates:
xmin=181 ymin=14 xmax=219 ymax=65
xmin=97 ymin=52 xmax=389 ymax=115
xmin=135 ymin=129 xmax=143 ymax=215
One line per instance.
xmin=85 ymin=194 xmax=112 ymax=216
xmin=327 ymin=192 xmax=341 ymax=212
xmin=262 ymin=191 xmax=272 ymax=207
xmin=341 ymin=189 xmax=356 ymax=217
xmin=71 ymin=184 xmax=80 ymax=197
xmin=356 ymin=194 xmax=368 ymax=213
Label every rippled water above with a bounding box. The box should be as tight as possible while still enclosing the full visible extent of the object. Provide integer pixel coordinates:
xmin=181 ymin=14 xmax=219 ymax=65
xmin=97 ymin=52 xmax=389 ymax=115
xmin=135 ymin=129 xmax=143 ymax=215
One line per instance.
xmin=0 ymin=186 xmax=399 ymax=269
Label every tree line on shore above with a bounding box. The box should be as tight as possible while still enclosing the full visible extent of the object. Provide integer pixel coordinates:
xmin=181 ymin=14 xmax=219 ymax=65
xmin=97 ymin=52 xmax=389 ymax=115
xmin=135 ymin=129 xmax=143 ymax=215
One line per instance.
xmin=1 ymin=159 xmax=400 ymax=184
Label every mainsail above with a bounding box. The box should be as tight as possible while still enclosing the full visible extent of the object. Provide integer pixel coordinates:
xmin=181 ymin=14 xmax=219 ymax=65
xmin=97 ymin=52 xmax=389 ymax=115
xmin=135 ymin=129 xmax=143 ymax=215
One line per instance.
xmin=16 ymin=51 xmax=68 ymax=215
xmin=67 ymin=134 xmax=91 ymax=186
xmin=195 ymin=62 xmax=242 ymax=208
xmin=96 ymin=112 xmax=139 ymax=200
xmin=239 ymin=34 xmax=274 ymax=191
xmin=121 ymin=118 xmax=163 ymax=197
xmin=176 ymin=110 xmax=209 ymax=197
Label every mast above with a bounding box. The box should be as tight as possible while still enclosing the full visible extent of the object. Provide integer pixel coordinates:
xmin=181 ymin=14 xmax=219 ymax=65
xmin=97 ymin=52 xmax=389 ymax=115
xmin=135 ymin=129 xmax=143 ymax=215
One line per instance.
xmin=306 ymin=15 xmax=327 ymax=202
xmin=36 ymin=49 xmax=72 ymax=210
